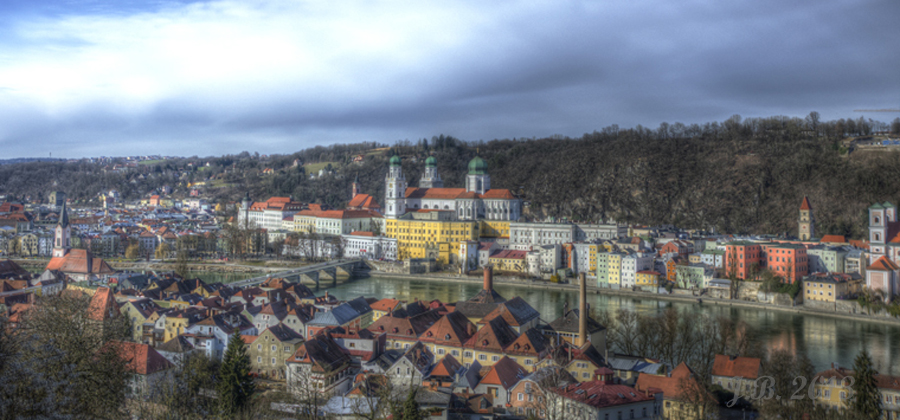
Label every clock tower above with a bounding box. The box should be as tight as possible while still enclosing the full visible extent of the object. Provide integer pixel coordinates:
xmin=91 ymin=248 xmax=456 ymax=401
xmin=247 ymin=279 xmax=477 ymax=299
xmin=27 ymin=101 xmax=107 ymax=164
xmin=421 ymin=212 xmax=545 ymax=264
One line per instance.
xmin=385 ymin=155 xmax=407 ymax=219
xmin=52 ymin=201 xmax=71 ymax=258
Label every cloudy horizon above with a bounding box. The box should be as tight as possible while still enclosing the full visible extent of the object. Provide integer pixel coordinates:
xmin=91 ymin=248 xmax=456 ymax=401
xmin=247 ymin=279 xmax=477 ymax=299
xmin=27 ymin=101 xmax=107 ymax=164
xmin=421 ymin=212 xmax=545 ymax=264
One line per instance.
xmin=0 ymin=0 xmax=898 ymax=158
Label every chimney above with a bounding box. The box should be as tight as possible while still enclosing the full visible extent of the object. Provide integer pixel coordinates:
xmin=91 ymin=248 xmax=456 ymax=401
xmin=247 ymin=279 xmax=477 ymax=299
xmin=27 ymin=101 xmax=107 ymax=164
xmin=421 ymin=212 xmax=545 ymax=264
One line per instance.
xmin=578 ymin=272 xmax=587 ymax=347
xmin=324 ymin=291 xmax=329 ymax=300
xmin=484 ymin=265 xmax=493 ymax=291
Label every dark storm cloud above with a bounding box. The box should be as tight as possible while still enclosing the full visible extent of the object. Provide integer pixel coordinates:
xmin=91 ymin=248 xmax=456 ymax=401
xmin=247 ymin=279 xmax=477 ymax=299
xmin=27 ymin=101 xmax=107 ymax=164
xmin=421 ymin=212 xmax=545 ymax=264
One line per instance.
xmin=0 ymin=0 xmax=897 ymax=158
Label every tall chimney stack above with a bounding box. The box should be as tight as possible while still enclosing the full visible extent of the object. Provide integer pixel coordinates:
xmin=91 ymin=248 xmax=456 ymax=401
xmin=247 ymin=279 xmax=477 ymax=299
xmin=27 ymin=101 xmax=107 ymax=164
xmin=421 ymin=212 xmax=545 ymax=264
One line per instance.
xmin=484 ymin=265 xmax=493 ymax=291
xmin=578 ymin=272 xmax=587 ymax=347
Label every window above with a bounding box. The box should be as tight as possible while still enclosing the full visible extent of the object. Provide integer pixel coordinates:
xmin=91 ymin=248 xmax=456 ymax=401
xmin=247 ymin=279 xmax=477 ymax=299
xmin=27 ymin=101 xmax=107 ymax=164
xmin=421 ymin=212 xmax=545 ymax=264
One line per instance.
xmin=479 ymin=354 xmax=487 ymax=361
xmin=257 ymin=357 xmax=261 ymax=363
xmin=285 ymin=345 xmax=291 ymax=352
xmin=582 ymin=372 xmax=589 ymax=378
xmin=451 ymin=350 xmax=459 ymax=357
xmin=272 ymin=345 xmax=277 ymax=352
xmin=272 ymin=358 xmax=276 ymax=365
xmin=257 ymin=344 xmax=261 ymax=350
xmin=492 ymin=355 xmax=500 ymax=362
xmin=437 ymin=348 xmax=445 ymax=355
xmin=518 ymin=393 xmax=523 ymax=401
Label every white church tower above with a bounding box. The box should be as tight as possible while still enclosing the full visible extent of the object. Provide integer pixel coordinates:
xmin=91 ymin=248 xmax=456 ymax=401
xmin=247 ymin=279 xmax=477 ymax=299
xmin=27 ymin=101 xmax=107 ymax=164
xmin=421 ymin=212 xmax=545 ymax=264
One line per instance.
xmin=385 ymin=155 xmax=407 ymax=219
xmin=419 ymin=156 xmax=443 ymax=188
xmin=466 ymin=155 xmax=490 ymax=195
xmin=52 ymin=201 xmax=71 ymax=258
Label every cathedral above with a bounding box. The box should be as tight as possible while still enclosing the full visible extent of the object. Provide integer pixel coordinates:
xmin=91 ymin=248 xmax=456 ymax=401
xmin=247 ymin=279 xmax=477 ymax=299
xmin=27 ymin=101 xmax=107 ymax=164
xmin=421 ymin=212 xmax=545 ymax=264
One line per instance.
xmin=384 ymin=155 xmax=521 ymax=221
xmin=46 ymin=202 xmax=115 ymax=282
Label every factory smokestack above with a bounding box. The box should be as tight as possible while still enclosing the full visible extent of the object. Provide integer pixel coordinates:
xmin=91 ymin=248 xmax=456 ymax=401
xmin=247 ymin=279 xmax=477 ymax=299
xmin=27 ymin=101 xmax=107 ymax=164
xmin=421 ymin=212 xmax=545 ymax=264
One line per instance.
xmin=484 ymin=265 xmax=493 ymax=291
xmin=578 ymin=272 xmax=587 ymax=347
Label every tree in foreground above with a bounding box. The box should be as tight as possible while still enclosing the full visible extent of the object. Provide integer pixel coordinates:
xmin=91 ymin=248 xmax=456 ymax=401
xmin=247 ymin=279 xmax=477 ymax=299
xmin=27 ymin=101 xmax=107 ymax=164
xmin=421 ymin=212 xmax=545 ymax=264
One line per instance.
xmin=217 ymin=329 xmax=255 ymax=417
xmin=849 ymin=349 xmax=882 ymax=419
xmin=391 ymin=388 xmax=425 ymax=420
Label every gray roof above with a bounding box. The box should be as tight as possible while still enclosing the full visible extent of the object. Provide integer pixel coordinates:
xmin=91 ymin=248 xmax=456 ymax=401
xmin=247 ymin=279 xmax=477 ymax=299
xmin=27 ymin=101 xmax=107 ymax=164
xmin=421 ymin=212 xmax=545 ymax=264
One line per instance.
xmin=308 ymin=297 xmax=371 ymax=327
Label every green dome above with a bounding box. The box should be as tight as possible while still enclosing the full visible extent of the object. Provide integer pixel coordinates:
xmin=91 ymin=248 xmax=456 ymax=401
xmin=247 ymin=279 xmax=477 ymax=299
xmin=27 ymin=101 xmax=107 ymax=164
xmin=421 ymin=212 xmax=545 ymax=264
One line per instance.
xmin=467 ymin=156 xmax=488 ymax=175
xmin=425 ymin=156 xmax=436 ymax=167
xmin=389 ymin=155 xmax=401 ymax=167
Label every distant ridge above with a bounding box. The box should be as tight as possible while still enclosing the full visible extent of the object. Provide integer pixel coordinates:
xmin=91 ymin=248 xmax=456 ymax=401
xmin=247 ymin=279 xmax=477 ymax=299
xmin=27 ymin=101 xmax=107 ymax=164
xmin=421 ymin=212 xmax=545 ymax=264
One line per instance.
xmin=0 ymin=158 xmax=66 ymax=165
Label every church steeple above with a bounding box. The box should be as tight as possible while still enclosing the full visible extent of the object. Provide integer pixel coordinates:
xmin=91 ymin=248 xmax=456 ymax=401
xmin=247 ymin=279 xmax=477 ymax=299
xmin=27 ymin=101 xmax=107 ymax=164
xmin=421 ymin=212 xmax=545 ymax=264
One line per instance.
xmin=52 ymin=201 xmax=71 ymax=258
xmin=799 ymin=196 xmax=814 ymax=241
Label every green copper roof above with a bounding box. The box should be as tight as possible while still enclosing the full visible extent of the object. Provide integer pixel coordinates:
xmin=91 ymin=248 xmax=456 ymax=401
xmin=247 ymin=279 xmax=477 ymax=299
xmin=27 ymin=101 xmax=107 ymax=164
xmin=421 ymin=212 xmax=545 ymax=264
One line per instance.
xmin=870 ymin=203 xmax=885 ymax=210
xmin=467 ymin=156 xmax=488 ymax=175
xmin=389 ymin=155 xmax=401 ymax=167
xmin=884 ymin=201 xmax=895 ymax=208
xmin=425 ymin=156 xmax=436 ymax=167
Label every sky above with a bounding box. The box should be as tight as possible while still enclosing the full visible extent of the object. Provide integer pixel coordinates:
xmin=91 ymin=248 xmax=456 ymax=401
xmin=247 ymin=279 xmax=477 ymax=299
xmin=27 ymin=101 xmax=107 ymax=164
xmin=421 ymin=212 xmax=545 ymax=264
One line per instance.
xmin=0 ymin=0 xmax=898 ymax=158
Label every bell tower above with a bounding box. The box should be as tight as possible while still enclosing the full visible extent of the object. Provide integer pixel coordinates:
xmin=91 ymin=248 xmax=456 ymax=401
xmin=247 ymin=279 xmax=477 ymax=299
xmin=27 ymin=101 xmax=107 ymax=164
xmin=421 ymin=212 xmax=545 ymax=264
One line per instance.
xmin=52 ymin=201 xmax=70 ymax=258
xmin=799 ymin=196 xmax=814 ymax=241
xmin=385 ymin=155 xmax=407 ymax=219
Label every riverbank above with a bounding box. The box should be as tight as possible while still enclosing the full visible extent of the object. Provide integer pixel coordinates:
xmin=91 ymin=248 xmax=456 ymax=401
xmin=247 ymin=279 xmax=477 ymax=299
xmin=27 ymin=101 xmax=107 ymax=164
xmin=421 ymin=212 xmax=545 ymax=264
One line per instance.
xmin=13 ymin=258 xmax=299 ymax=274
xmin=363 ymin=270 xmax=900 ymax=327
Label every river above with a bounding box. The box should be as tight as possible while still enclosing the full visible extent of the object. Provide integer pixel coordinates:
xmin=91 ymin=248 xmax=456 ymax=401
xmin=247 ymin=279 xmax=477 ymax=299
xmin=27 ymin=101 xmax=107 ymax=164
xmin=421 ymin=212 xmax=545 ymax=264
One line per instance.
xmin=186 ymin=272 xmax=900 ymax=375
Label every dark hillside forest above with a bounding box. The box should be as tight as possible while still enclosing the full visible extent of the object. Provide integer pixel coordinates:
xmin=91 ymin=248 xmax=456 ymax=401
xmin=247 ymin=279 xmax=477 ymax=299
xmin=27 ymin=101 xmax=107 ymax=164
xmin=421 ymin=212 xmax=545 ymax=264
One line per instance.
xmin=2 ymin=114 xmax=900 ymax=239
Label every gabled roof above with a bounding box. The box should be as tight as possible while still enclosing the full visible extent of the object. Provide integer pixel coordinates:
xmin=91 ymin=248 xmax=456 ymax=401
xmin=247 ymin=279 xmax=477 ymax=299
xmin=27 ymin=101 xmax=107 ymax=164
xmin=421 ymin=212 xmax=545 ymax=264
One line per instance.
xmin=553 ymin=380 xmax=654 ymax=408
xmin=46 ymin=249 xmax=115 ymax=275
xmin=868 ymin=255 xmax=900 ymax=272
xmin=478 ymin=297 xmax=539 ymax=327
xmin=419 ymin=311 xmax=476 ymax=347
xmin=286 ymin=333 xmax=351 ymax=373
xmin=546 ymin=309 xmax=606 ymax=334
xmin=478 ymin=356 xmax=527 ymax=390
xmin=800 ymin=196 xmax=812 ymax=210
xmin=370 ymin=298 xmax=401 ymax=313
xmin=505 ymin=327 xmax=550 ymax=357
xmin=431 ymin=354 xmax=464 ymax=378
xmin=156 ymin=335 xmax=195 ymax=353
xmin=258 ymin=323 xmax=304 ymax=343
xmin=711 ymin=355 xmax=761 ymax=380
xmin=112 ymin=341 xmax=174 ymax=375
xmin=464 ymin=317 xmax=518 ymax=352
xmin=635 ymin=362 xmax=710 ymax=403
xmin=88 ymin=287 xmax=118 ymax=321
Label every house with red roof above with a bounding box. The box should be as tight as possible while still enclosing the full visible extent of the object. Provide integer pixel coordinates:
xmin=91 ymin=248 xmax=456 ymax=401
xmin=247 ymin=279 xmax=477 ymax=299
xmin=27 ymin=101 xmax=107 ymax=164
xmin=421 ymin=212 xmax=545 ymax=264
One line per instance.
xmin=635 ymin=362 xmax=714 ymax=419
xmin=710 ymin=355 xmax=761 ymax=396
xmin=550 ymin=368 xmax=662 ymax=420
xmin=473 ymin=356 xmax=528 ymax=408
xmin=111 ymin=341 xmax=175 ymax=397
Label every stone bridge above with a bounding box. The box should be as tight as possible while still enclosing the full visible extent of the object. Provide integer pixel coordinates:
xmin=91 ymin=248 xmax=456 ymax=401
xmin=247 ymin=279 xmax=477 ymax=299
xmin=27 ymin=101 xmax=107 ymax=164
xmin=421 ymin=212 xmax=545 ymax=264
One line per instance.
xmin=228 ymin=258 xmax=367 ymax=289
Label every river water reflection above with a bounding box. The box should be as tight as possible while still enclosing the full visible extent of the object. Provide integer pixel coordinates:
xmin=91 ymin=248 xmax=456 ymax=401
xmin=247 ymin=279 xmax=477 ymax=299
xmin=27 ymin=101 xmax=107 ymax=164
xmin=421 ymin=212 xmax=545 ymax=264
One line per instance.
xmin=194 ymin=272 xmax=900 ymax=374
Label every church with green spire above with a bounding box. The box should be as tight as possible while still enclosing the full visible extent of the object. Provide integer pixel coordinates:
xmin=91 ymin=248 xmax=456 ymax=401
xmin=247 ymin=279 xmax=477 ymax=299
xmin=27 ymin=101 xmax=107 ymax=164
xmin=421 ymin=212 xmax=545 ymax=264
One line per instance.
xmin=383 ymin=154 xmax=521 ymax=221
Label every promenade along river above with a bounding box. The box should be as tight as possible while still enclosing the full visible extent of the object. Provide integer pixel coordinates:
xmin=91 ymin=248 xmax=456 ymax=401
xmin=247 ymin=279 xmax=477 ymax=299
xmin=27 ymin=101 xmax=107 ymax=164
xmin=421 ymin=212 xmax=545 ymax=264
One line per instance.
xmin=198 ymin=272 xmax=900 ymax=375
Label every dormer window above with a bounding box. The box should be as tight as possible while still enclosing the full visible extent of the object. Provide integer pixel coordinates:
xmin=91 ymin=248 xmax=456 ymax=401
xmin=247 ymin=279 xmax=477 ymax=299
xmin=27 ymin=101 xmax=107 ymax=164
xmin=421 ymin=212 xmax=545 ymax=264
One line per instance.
xmin=482 ymin=339 xmax=489 ymax=346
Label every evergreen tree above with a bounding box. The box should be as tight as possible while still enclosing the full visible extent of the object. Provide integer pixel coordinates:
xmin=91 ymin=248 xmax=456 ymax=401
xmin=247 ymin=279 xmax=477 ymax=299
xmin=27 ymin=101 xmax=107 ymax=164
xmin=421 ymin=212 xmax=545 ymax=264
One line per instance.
xmin=391 ymin=388 xmax=425 ymax=420
xmin=217 ymin=328 xmax=255 ymax=417
xmin=849 ymin=349 xmax=882 ymax=419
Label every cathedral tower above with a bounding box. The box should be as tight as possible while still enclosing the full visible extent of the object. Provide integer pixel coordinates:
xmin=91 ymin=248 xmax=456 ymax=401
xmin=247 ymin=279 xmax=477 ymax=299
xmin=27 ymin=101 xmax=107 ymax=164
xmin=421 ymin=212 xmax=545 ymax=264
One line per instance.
xmin=419 ymin=156 xmax=443 ymax=188
xmin=385 ymin=155 xmax=407 ymax=219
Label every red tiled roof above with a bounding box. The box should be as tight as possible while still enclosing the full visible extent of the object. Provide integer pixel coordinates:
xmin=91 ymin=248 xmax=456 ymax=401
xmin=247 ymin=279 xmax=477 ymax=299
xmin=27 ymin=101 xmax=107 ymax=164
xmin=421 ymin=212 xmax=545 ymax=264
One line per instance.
xmin=553 ymin=381 xmax=654 ymax=408
xmin=481 ymin=189 xmax=516 ymax=199
xmin=430 ymin=354 xmax=464 ymax=378
xmin=868 ymin=255 xmax=900 ymax=272
xmin=46 ymin=250 xmax=115 ymax=275
xmin=490 ymin=250 xmax=527 ymax=260
xmin=849 ymin=239 xmax=869 ymax=250
xmin=800 ymin=196 xmax=812 ymax=210
xmin=711 ymin=355 xmax=761 ymax=380
xmin=111 ymin=341 xmax=174 ymax=375
xmin=370 ymin=298 xmax=401 ymax=312
xmin=349 ymin=231 xmax=375 ymax=237
xmin=820 ymin=235 xmax=847 ymax=243
xmin=348 ymin=194 xmax=381 ymax=209
xmin=635 ymin=363 xmax=711 ymax=403
xmin=88 ymin=287 xmax=118 ymax=321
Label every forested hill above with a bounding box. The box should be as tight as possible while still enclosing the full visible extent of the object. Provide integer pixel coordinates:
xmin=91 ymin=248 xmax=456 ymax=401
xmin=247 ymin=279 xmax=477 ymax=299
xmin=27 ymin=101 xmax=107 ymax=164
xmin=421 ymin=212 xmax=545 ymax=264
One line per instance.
xmin=2 ymin=114 xmax=900 ymax=239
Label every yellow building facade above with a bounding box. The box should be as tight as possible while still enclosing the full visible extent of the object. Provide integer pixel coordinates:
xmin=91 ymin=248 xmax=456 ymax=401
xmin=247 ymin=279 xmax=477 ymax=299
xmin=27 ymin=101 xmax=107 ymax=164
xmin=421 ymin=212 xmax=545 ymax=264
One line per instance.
xmin=480 ymin=220 xmax=510 ymax=239
xmin=636 ymin=271 xmax=660 ymax=288
xmin=608 ymin=253 xmax=623 ymax=286
xmin=385 ymin=216 xmax=478 ymax=264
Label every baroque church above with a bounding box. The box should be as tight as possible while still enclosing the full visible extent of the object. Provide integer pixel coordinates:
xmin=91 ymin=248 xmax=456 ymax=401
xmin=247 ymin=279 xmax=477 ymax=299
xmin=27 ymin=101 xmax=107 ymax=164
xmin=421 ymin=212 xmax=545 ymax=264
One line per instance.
xmin=384 ymin=155 xmax=521 ymax=221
